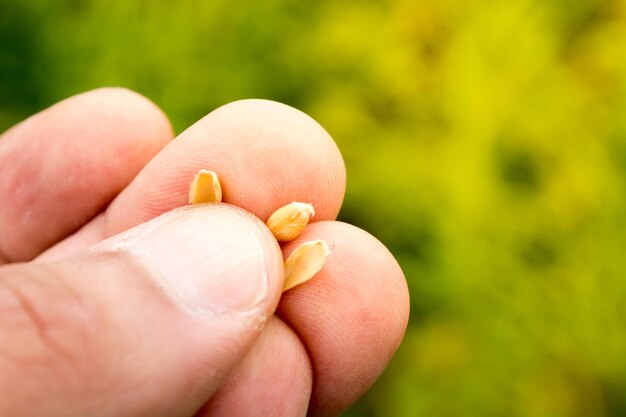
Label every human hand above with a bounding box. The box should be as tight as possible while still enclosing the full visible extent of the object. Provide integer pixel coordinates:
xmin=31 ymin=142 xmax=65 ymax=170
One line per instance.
xmin=0 ymin=88 xmax=409 ymax=417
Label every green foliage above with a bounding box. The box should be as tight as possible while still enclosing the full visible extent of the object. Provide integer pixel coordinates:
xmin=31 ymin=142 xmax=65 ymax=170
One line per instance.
xmin=3 ymin=0 xmax=626 ymax=415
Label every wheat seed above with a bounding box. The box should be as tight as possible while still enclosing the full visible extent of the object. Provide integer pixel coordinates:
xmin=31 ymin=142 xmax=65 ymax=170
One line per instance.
xmin=188 ymin=169 xmax=222 ymax=204
xmin=283 ymin=240 xmax=330 ymax=291
xmin=266 ymin=202 xmax=315 ymax=242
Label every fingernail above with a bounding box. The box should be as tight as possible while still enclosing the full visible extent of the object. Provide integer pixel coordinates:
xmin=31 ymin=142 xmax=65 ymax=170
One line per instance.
xmin=101 ymin=205 xmax=278 ymax=313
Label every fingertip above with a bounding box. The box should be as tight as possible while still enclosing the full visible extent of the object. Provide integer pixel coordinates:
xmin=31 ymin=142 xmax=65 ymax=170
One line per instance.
xmin=0 ymin=87 xmax=173 ymax=261
xmin=282 ymin=221 xmax=409 ymax=332
xmin=78 ymin=87 xmax=174 ymax=145
xmin=105 ymin=98 xmax=347 ymax=236
xmin=99 ymin=203 xmax=285 ymax=315
xmin=201 ymin=317 xmax=312 ymax=417
xmin=201 ymin=99 xmax=347 ymax=221
xmin=278 ymin=221 xmax=409 ymax=416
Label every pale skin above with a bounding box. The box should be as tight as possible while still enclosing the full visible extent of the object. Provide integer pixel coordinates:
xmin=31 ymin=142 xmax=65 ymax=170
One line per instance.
xmin=0 ymin=88 xmax=410 ymax=417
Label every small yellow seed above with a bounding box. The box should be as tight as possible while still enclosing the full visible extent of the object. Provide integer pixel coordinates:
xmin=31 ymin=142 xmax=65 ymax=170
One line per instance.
xmin=283 ymin=240 xmax=330 ymax=292
xmin=266 ymin=202 xmax=315 ymax=242
xmin=188 ymin=169 xmax=222 ymax=204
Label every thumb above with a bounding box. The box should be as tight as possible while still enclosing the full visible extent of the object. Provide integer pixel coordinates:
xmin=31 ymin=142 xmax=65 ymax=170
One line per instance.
xmin=0 ymin=204 xmax=284 ymax=417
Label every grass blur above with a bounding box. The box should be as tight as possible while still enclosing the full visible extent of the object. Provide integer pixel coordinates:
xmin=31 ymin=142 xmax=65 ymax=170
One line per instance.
xmin=2 ymin=0 xmax=626 ymax=415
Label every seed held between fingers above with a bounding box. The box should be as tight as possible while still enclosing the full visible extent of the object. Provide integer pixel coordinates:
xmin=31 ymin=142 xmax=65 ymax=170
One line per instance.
xmin=283 ymin=240 xmax=330 ymax=292
xmin=188 ymin=169 xmax=222 ymax=204
xmin=267 ymin=202 xmax=315 ymax=242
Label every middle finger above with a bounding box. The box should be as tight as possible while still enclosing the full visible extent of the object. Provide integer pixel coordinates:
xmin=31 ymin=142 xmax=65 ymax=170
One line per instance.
xmin=105 ymin=99 xmax=346 ymax=236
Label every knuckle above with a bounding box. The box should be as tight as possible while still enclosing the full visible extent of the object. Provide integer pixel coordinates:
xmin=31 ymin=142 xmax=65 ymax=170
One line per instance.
xmin=0 ymin=264 xmax=99 ymax=377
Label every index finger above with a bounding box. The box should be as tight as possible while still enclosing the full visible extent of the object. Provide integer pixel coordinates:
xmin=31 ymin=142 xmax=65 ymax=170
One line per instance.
xmin=0 ymin=88 xmax=173 ymax=262
xmin=105 ymin=99 xmax=346 ymax=236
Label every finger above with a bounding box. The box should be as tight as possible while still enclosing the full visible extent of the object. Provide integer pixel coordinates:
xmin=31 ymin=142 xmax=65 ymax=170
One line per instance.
xmin=37 ymin=214 xmax=107 ymax=262
xmin=277 ymin=221 xmax=410 ymax=417
xmin=198 ymin=317 xmax=312 ymax=417
xmin=0 ymin=204 xmax=283 ymax=417
xmin=105 ymin=99 xmax=346 ymax=236
xmin=0 ymin=88 xmax=173 ymax=263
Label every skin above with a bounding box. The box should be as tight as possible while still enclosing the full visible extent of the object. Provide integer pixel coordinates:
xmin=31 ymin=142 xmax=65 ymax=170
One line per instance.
xmin=0 ymin=88 xmax=410 ymax=416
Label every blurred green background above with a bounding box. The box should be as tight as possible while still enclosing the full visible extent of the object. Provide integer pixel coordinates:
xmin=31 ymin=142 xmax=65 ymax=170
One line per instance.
xmin=2 ymin=0 xmax=626 ymax=415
